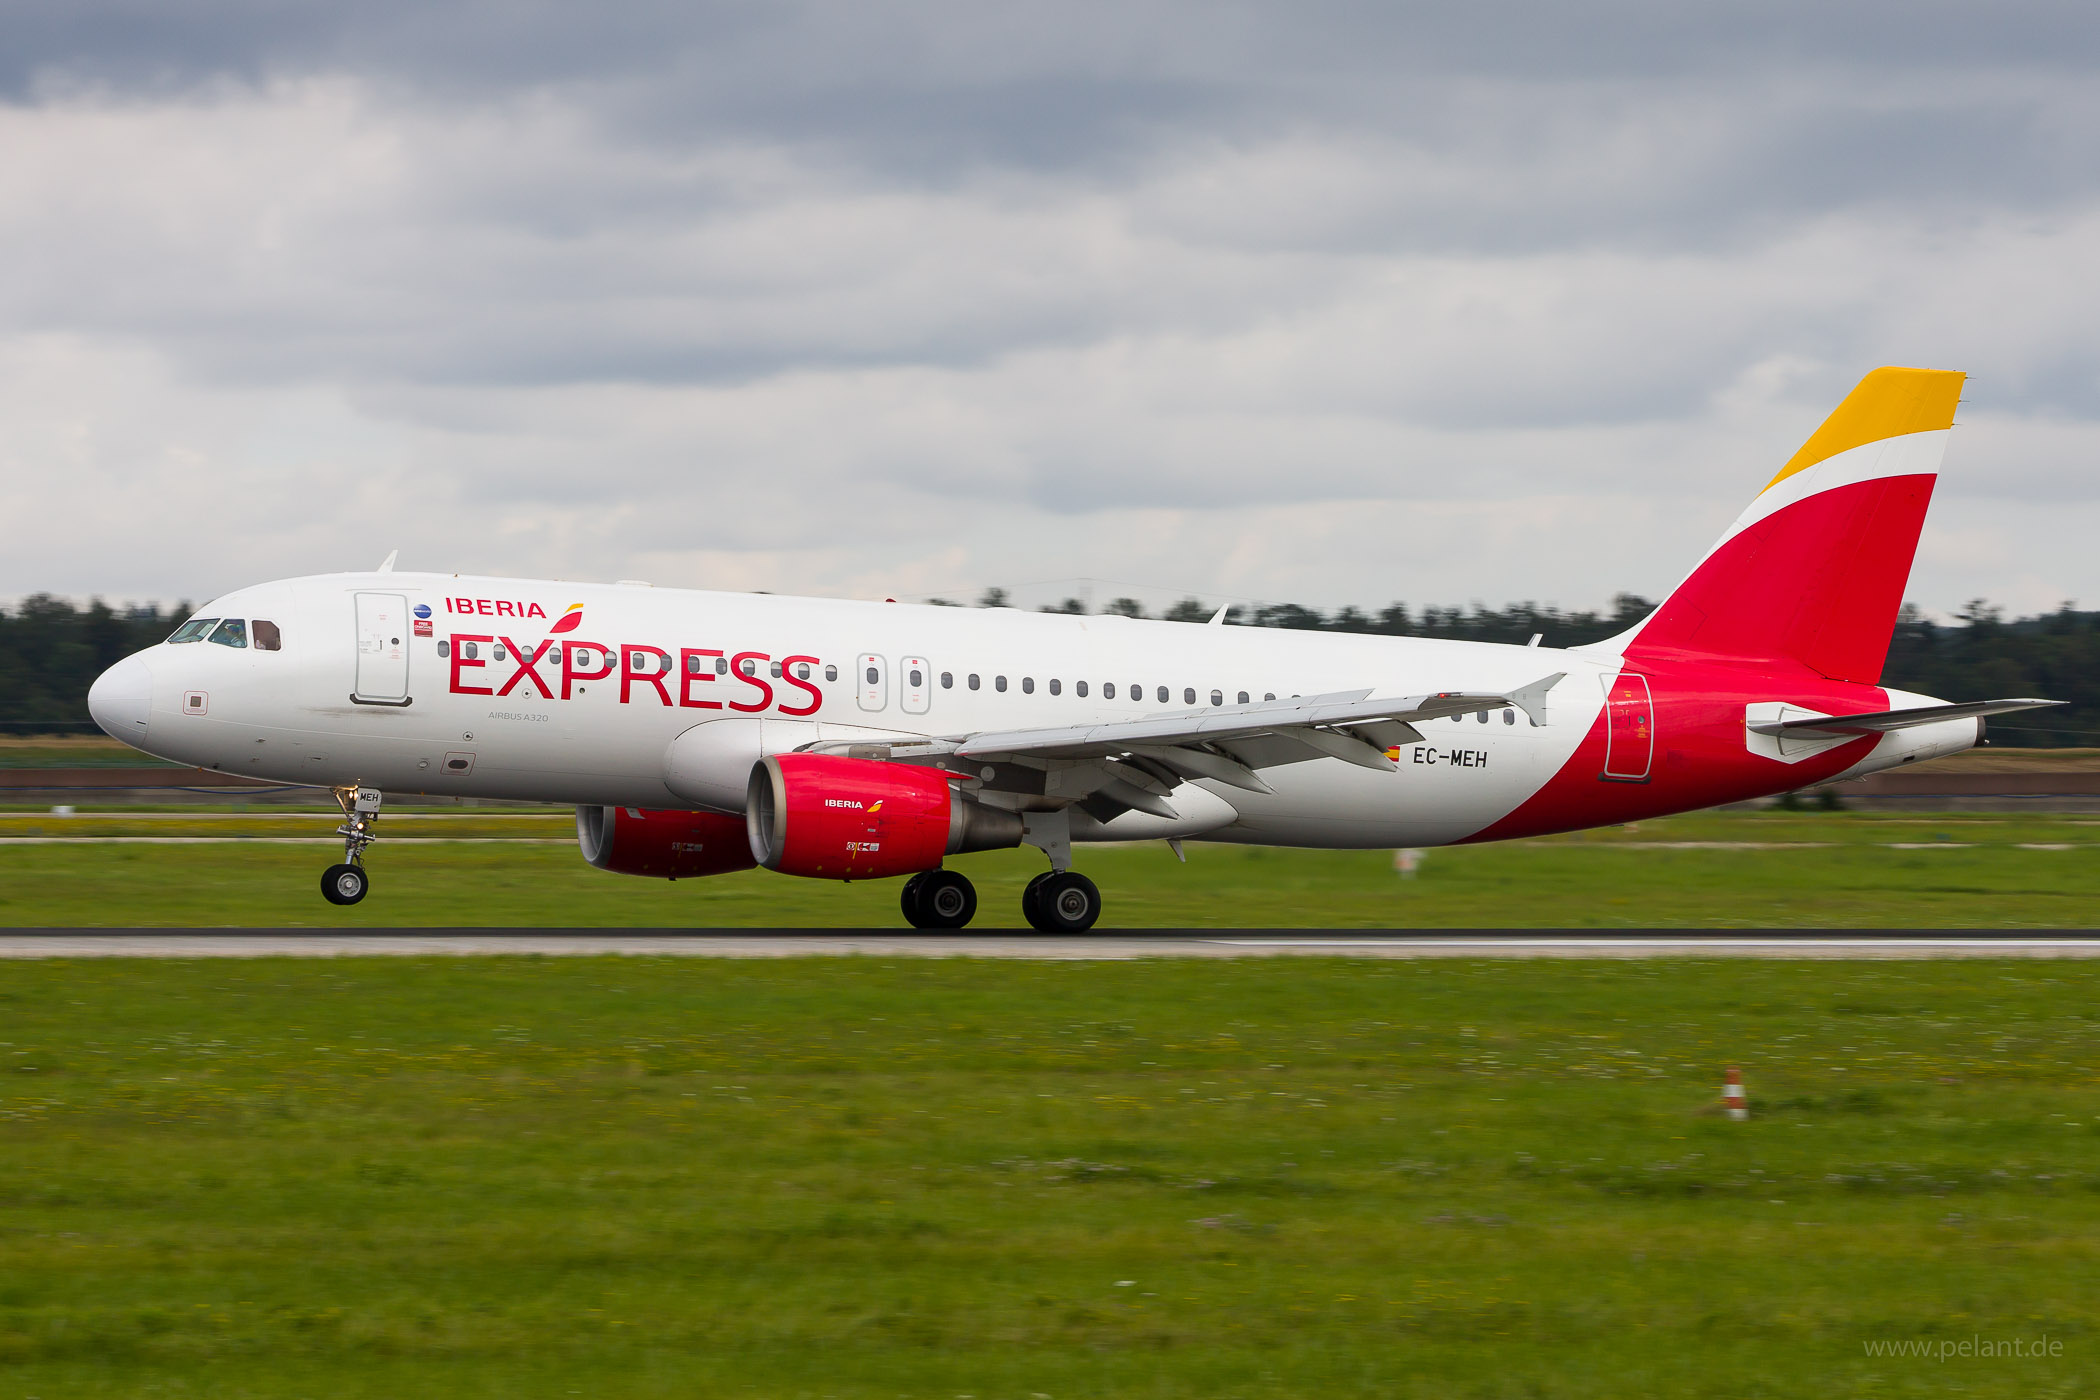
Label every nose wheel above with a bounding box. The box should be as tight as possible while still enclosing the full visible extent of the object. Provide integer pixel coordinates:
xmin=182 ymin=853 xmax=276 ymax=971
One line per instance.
xmin=323 ymin=785 xmax=382 ymax=906
xmin=901 ymin=869 xmax=978 ymax=930
xmin=1022 ymin=870 xmax=1101 ymax=933
xmin=321 ymin=863 xmax=369 ymax=905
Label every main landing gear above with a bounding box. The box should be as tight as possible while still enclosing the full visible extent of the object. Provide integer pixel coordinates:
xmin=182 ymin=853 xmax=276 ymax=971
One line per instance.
xmin=321 ymin=785 xmax=381 ymax=906
xmin=901 ymin=869 xmax=978 ymax=930
xmin=898 ymin=867 xmax=1103 ymax=932
xmin=1021 ymin=870 xmax=1102 ymax=933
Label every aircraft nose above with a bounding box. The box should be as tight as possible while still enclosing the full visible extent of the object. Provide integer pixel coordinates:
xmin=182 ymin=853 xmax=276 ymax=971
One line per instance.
xmin=88 ymin=653 xmax=154 ymax=748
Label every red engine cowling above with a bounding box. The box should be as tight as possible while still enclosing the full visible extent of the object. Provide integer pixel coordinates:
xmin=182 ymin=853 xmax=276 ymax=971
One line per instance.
xmin=576 ymin=805 xmax=757 ymax=879
xmin=745 ymin=753 xmax=1023 ymax=880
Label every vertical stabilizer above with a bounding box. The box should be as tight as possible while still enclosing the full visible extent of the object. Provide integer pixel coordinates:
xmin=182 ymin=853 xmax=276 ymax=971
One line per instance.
xmin=1618 ymin=367 xmax=1964 ymax=683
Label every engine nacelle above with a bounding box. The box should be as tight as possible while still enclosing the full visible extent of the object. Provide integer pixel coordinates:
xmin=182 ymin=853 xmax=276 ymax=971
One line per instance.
xmin=576 ymin=805 xmax=757 ymax=879
xmin=745 ymin=753 xmax=1024 ymax=880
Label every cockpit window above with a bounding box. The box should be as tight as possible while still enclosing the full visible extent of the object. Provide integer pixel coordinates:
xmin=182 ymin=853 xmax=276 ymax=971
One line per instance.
xmin=167 ymin=618 xmax=218 ymax=644
xmin=252 ymin=620 xmax=282 ymax=651
xmin=207 ymin=619 xmax=249 ymax=649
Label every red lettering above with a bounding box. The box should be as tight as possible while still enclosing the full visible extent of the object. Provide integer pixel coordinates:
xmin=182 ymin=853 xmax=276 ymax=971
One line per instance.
xmin=778 ymin=654 xmax=823 ymax=717
xmin=621 ymin=645 xmax=674 ymax=706
xmin=495 ymin=636 xmax=555 ymax=699
xmin=560 ymin=640 xmax=614 ymax=698
xmin=496 ymin=600 xmax=516 ymax=617
xmin=728 ymin=651 xmax=773 ymax=713
xmin=528 ymin=603 xmax=546 ymax=618
xmin=476 ymin=599 xmax=494 ymax=616
xmin=679 ymin=648 xmax=723 ymax=709
xmin=449 ymin=634 xmax=494 ymax=696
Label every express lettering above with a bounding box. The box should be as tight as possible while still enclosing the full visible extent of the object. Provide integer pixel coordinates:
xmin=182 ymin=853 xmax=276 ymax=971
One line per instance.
xmin=447 ymin=634 xmax=830 ymax=718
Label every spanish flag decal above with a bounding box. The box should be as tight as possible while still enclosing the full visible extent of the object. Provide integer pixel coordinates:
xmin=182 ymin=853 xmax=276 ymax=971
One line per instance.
xmin=549 ymin=604 xmax=585 ymax=634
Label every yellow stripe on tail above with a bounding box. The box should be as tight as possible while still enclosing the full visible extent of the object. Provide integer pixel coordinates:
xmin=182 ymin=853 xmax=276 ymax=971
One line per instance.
xmin=1762 ymin=367 xmax=1965 ymax=494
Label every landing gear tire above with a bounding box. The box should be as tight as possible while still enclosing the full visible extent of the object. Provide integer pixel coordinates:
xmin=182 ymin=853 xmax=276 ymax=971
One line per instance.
xmin=900 ymin=871 xmax=929 ymax=926
xmin=903 ymin=870 xmax=977 ymax=931
xmin=1020 ymin=871 xmax=1055 ymax=929
xmin=321 ymin=863 xmax=369 ymax=906
xmin=1023 ymin=871 xmax=1100 ymax=933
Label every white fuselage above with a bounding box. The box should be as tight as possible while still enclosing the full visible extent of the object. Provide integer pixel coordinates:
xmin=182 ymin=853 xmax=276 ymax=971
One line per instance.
xmin=97 ymin=571 xmax=1635 ymax=847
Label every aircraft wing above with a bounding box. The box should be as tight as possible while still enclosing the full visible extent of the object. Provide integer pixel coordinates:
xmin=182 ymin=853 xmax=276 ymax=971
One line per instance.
xmin=800 ymin=673 xmax=1565 ymax=814
xmin=1746 ymin=697 xmax=2061 ymax=737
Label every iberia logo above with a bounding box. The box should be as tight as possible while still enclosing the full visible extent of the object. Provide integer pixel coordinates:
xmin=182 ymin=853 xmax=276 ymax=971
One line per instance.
xmin=866 ymin=800 xmax=883 ymax=815
xmin=548 ymin=604 xmax=585 ymax=635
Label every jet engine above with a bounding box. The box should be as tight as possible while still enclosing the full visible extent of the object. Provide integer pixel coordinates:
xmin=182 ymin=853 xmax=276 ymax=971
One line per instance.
xmin=745 ymin=754 xmax=1024 ymax=880
xmin=576 ymin=805 xmax=757 ymax=879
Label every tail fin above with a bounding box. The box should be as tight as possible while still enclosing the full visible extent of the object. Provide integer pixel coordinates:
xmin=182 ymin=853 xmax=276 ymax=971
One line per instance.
xmin=1619 ymin=366 xmax=1965 ymax=684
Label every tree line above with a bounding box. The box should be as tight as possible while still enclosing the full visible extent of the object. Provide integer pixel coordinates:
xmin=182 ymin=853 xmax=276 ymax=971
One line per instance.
xmin=6 ymin=591 xmax=2095 ymax=745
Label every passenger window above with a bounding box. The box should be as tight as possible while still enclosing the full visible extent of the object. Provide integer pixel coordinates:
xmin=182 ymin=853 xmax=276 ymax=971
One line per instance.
xmin=1265 ymin=693 xmax=1276 ymax=701
xmin=909 ymin=668 xmax=924 ymax=687
xmin=1477 ymin=710 xmax=1489 ymax=724
xmin=1076 ymin=680 xmax=1088 ymax=698
xmin=1183 ymin=687 xmax=1195 ymax=705
xmin=795 ymin=663 xmax=810 ymax=680
xmin=969 ymin=673 xmax=981 ymax=691
xmin=717 ymin=657 xmax=730 ymax=675
xmin=1210 ymin=689 xmax=1223 ymax=706
xmin=167 ymin=617 xmax=218 ymax=644
xmin=941 ymin=672 xmax=953 ymax=689
xmin=771 ymin=661 xmax=783 ymax=678
xmin=1156 ymin=686 xmax=1168 ymax=703
xmin=494 ymin=645 xmax=507 ymax=662
xmin=825 ymin=664 xmax=838 ymax=681
xmin=1104 ymin=682 xmax=1116 ymax=699
xmin=463 ymin=641 xmax=479 ymax=660
xmin=207 ymin=619 xmax=248 ymax=648
xmin=1047 ymin=678 xmax=1059 ymax=696
xmin=252 ymin=620 xmax=283 ymax=651
xmin=438 ymin=640 xmax=451 ymax=658
xmin=865 ymin=665 xmax=878 ymax=684
xmin=995 ymin=676 xmax=1007 ymax=692
xmin=1236 ymin=690 xmax=1248 ymax=704
xmin=1503 ymin=708 xmax=1516 ymax=725
xmin=1022 ymin=677 xmax=1035 ymax=694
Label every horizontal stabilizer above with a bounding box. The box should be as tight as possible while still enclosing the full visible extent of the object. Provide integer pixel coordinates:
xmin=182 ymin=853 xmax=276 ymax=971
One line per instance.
xmin=1747 ymin=698 xmax=2061 ymax=737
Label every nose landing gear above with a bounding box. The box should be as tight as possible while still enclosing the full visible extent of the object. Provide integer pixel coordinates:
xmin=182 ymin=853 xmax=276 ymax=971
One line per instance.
xmin=321 ymin=785 xmax=381 ymax=906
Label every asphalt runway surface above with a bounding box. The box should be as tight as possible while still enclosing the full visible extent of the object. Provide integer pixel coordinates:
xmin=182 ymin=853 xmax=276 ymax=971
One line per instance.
xmin=3 ymin=930 xmax=2100 ymax=958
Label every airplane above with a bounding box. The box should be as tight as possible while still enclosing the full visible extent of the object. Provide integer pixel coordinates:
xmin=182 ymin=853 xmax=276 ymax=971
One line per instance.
xmin=85 ymin=366 xmax=2058 ymax=931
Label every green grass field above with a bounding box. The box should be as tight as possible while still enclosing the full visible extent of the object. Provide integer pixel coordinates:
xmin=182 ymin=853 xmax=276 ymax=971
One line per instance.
xmin=2 ymin=957 xmax=2097 ymax=1397
xmin=2 ymin=807 xmax=2097 ymax=927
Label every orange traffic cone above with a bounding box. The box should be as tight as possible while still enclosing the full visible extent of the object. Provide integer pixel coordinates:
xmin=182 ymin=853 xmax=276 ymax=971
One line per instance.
xmin=1723 ymin=1065 xmax=1748 ymax=1121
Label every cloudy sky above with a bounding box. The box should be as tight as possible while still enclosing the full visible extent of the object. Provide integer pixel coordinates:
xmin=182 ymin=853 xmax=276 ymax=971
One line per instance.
xmin=4 ymin=0 xmax=2097 ymax=619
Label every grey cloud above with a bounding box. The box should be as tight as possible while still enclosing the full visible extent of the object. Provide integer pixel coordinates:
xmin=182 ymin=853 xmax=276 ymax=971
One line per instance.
xmin=5 ymin=0 xmax=2100 ymax=613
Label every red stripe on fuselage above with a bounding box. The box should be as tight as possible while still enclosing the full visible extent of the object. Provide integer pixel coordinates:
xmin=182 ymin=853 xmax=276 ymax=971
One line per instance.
xmin=1461 ymin=658 xmax=1886 ymax=843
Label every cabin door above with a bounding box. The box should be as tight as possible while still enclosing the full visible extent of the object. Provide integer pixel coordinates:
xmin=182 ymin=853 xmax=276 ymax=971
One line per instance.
xmin=353 ymin=593 xmax=412 ymax=706
xmin=1600 ymin=671 xmax=1653 ymax=782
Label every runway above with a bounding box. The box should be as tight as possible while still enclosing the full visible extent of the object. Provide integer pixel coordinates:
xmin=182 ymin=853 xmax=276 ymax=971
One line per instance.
xmin=3 ymin=930 xmax=2099 ymax=958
